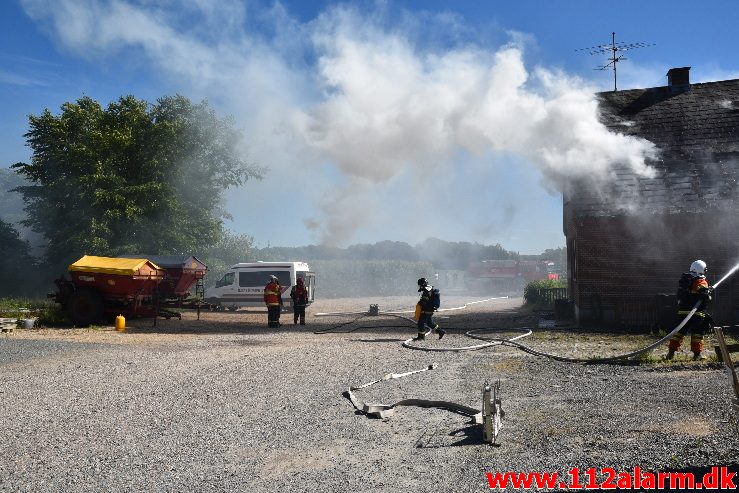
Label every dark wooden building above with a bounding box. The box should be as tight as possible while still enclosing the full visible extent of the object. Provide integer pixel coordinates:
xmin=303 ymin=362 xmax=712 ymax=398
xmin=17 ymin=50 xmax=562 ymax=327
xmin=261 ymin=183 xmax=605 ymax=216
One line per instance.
xmin=564 ymin=68 xmax=739 ymax=328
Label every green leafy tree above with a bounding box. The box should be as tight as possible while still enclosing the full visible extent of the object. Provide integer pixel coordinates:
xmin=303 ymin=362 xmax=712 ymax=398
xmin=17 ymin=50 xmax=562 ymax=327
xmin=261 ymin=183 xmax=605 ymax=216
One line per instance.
xmin=416 ymin=237 xmax=515 ymax=270
xmin=539 ymin=247 xmax=566 ymax=272
xmin=0 ymin=219 xmax=38 ymax=296
xmin=0 ymin=168 xmax=29 ymax=227
xmin=200 ymin=230 xmax=258 ymax=286
xmin=346 ymin=240 xmax=419 ymax=261
xmin=12 ymin=95 xmax=262 ymax=271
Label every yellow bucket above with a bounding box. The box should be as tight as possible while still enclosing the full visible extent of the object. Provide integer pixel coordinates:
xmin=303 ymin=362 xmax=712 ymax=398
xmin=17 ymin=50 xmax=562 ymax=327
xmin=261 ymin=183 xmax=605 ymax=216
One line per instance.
xmin=115 ymin=314 xmax=126 ymax=332
xmin=413 ymin=303 xmax=421 ymax=321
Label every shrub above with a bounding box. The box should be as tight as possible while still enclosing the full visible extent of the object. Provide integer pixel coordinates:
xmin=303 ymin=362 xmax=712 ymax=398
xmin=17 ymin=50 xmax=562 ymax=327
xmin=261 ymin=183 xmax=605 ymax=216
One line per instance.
xmin=0 ymin=297 xmax=69 ymax=327
xmin=36 ymin=305 xmax=70 ymax=327
xmin=523 ymin=278 xmax=567 ymax=305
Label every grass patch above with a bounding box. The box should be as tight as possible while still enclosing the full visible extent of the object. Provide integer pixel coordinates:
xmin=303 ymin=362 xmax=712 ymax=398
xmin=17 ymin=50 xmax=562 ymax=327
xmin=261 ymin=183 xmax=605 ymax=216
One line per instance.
xmin=0 ymin=297 xmax=71 ymax=327
xmin=36 ymin=306 xmax=71 ymax=327
xmin=0 ymin=297 xmax=53 ymax=320
xmin=632 ymin=352 xmax=666 ymax=365
xmin=490 ymin=358 xmax=523 ymax=372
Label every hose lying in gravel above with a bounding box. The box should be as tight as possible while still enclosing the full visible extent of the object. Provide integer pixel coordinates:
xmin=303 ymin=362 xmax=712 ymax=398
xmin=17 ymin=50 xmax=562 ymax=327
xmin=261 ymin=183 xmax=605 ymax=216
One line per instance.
xmin=312 ymin=313 xmax=373 ymax=334
xmin=314 ymin=296 xmax=508 ymax=317
xmin=313 ymin=297 xmax=509 ymax=334
xmin=403 ymin=327 xmax=533 ymax=352
xmin=316 ymin=300 xmax=701 ymax=362
xmin=406 ymin=272 xmax=739 ymax=362
xmin=313 ymin=295 xmax=707 ymax=362
xmin=345 ymin=363 xmax=483 ymax=422
xmin=325 ymin=265 xmax=738 ymax=362
xmin=403 ymin=303 xmax=702 ymax=363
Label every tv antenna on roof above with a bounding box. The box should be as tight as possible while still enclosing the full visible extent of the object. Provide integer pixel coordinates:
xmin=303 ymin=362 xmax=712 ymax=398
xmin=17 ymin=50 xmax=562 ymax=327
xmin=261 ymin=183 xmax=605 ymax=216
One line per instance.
xmin=576 ymin=32 xmax=654 ymax=91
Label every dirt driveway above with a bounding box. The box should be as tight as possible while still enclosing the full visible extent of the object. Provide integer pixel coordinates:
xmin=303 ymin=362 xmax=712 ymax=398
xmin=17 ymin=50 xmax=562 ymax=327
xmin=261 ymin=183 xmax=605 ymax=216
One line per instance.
xmin=1 ymin=296 xmax=737 ymax=492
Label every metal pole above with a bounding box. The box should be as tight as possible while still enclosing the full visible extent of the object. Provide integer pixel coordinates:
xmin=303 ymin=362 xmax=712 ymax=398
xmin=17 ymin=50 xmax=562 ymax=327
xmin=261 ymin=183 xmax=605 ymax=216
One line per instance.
xmin=612 ymin=32 xmax=617 ymax=91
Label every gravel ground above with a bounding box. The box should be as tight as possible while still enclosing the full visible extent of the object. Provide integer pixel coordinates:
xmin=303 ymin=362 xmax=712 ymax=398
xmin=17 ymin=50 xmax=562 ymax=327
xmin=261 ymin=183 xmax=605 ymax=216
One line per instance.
xmin=1 ymin=295 xmax=737 ymax=492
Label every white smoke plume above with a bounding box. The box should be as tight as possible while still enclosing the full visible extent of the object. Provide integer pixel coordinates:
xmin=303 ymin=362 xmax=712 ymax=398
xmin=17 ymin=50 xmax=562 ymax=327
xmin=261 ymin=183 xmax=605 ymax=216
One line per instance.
xmin=19 ymin=0 xmax=658 ymax=248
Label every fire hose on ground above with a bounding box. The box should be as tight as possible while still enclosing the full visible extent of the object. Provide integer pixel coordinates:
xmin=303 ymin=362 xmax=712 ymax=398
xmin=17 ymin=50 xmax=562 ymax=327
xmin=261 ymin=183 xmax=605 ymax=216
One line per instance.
xmin=316 ymin=297 xmax=679 ymax=362
xmin=344 ymin=363 xmax=505 ymax=444
xmin=316 ymin=261 xmax=739 ymax=362
xmin=331 ymin=264 xmax=739 ymax=443
xmin=452 ymin=263 xmax=739 ymax=363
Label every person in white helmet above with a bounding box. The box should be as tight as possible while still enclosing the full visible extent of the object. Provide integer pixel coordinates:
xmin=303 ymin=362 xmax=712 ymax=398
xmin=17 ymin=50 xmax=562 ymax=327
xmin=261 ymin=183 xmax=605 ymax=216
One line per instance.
xmin=667 ymin=260 xmax=714 ymax=360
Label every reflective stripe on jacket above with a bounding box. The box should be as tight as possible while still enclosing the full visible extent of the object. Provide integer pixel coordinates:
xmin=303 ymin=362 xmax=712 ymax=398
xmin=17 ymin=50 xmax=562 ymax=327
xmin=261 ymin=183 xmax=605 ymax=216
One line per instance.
xmin=678 ymin=275 xmax=710 ymax=313
xmin=264 ymin=281 xmax=282 ymax=306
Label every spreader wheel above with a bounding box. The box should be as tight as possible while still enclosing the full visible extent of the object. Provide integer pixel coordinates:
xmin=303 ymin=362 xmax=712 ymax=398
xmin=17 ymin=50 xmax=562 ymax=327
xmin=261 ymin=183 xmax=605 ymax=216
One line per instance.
xmin=66 ymin=288 xmax=103 ymax=327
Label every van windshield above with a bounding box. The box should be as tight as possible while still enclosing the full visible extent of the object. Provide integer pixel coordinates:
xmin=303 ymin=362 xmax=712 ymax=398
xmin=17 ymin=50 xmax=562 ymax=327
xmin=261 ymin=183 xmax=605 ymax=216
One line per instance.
xmin=216 ymin=272 xmax=235 ymax=288
xmin=239 ymin=271 xmax=291 ymax=287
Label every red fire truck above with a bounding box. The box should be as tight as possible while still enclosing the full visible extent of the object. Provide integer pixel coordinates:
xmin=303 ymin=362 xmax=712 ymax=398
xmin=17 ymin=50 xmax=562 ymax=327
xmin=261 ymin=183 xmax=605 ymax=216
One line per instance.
xmin=466 ymin=259 xmax=558 ymax=292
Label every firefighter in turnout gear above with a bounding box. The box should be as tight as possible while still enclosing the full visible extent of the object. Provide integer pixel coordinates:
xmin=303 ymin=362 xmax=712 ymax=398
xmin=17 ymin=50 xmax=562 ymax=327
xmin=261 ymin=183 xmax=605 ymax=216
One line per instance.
xmin=264 ymin=275 xmax=283 ymax=328
xmin=667 ymin=260 xmax=714 ymax=361
xmin=414 ymin=278 xmax=445 ymax=341
xmin=290 ymin=277 xmax=309 ymax=325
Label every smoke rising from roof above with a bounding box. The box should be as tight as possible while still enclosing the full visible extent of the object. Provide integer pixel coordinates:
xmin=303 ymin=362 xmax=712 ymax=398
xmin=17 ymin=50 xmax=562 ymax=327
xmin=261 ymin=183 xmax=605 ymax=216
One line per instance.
xmin=20 ymin=0 xmax=659 ymax=248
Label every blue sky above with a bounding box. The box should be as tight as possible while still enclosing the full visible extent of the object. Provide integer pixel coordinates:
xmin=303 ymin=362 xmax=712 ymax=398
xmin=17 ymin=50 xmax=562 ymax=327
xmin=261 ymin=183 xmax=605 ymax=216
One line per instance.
xmin=2 ymin=0 xmax=738 ymax=253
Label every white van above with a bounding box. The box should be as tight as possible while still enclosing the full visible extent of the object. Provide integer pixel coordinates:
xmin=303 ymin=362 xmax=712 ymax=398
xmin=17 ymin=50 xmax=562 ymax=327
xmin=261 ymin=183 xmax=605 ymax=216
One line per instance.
xmin=205 ymin=261 xmax=315 ymax=310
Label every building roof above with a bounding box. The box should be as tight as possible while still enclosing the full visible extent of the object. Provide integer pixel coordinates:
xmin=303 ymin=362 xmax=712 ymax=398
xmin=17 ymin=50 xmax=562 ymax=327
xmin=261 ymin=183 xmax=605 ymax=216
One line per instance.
xmin=569 ymin=78 xmax=739 ymax=217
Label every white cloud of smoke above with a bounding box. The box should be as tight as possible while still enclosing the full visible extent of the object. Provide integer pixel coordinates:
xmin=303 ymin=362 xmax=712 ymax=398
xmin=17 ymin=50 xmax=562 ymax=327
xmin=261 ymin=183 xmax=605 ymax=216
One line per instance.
xmin=20 ymin=0 xmax=659 ymax=248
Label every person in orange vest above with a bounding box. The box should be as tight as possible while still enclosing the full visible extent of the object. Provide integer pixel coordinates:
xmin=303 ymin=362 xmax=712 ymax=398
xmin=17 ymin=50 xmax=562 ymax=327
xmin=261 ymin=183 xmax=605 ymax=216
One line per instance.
xmin=264 ymin=275 xmax=283 ymax=328
xmin=414 ymin=277 xmax=445 ymax=341
xmin=667 ymin=260 xmax=714 ymax=360
xmin=290 ymin=277 xmax=309 ymax=325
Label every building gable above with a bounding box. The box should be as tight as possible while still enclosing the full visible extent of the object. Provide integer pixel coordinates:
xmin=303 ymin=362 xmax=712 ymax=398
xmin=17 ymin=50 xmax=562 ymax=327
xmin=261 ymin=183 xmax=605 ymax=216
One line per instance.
xmin=568 ymin=77 xmax=739 ymax=218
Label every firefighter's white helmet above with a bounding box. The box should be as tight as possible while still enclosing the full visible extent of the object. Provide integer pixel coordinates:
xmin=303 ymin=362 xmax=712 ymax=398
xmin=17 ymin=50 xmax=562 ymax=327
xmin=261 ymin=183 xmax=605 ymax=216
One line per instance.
xmin=690 ymin=260 xmax=707 ymax=275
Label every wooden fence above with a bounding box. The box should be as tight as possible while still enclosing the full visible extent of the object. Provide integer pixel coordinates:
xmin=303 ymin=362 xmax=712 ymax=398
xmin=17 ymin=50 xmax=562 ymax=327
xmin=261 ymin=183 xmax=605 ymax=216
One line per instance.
xmin=537 ymin=287 xmax=568 ymax=305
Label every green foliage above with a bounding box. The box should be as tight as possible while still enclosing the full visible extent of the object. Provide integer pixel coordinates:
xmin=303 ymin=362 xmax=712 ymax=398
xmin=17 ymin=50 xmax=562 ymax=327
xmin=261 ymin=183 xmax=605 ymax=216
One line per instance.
xmin=416 ymin=237 xmax=515 ymax=270
xmin=633 ymin=352 xmax=663 ymax=365
xmin=0 ymin=297 xmax=53 ymax=312
xmin=0 ymin=220 xmax=41 ymax=297
xmin=253 ymin=238 xmax=516 ymax=269
xmin=256 ymin=244 xmax=346 ymax=261
xmin=12 ymin=94 xmax=262 ymax=272
xmin=35 ymin=305 xmax=70 ymax=327
xmin=0 ymin=297 xmax=65 ymax=327
xmin=345 ymin=241 xmax=420 ymax=261
xmin=0 ymin=168 xmax=30 ymax=229
xmin=199 ymin=230 xmax=258 ymax=286
xmin=523 ymin=278 xmax=567 ymax=305
xmin=539 ymin=247 xmax=566 ymax=265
